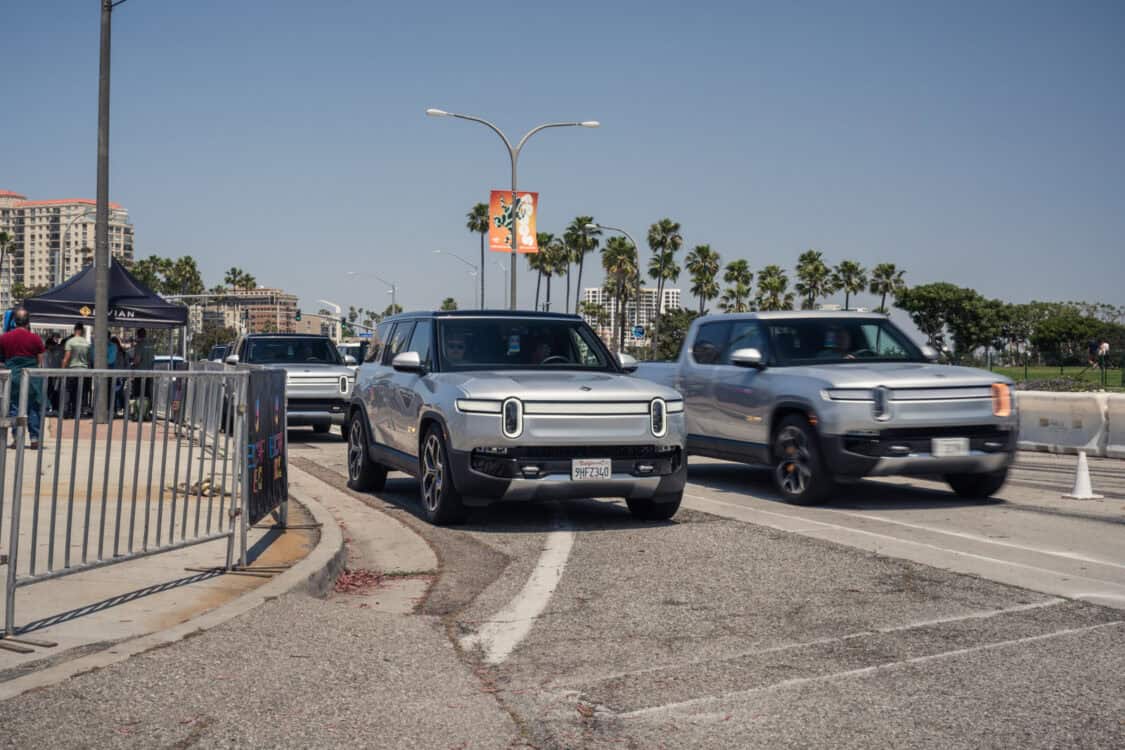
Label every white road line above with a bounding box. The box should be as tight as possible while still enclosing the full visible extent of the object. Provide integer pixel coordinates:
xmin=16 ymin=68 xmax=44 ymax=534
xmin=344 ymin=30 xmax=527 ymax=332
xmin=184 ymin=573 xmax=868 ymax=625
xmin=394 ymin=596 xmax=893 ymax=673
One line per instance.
xmin=829 ymin=510 xmax=1125 ymax=572
xmin=460 ymin=519 xmax=575 ymax=665
xmin=684 ymin=493 xmax=1125 ymax=588
xmin=618 ymin=620 xmax=1125 ymax=720
xmin=571 ymin=599 xmax=1065 ymax=686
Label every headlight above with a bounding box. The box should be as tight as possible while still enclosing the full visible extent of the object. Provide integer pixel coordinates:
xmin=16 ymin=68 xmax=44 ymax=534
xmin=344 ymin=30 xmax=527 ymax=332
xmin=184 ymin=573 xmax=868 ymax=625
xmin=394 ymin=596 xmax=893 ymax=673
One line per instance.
xmin=666 ymin=399 xmax=684 ymax=413
xmin=992 ymin=383 xmax=1012 ymax=417
xmin=456 ymin=399 xmax=502 ymax=414
xmin=650 ymin=398 xmax=667 ymax=438
xmin=502 ymin=398 xmax=523 ymax=438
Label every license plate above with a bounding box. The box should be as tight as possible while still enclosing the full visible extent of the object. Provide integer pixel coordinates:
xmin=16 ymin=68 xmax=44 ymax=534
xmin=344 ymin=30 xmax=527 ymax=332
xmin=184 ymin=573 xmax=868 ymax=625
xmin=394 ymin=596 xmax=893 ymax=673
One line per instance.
xmin=932 ymin=437 xmax=970 ymax=457
xmin=572 ymin=458 xmax=612 ymax=481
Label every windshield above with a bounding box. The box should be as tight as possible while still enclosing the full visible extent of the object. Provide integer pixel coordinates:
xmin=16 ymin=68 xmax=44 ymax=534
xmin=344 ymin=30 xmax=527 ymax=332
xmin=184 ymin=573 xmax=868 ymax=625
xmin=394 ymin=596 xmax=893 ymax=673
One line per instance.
xmin=245 ymin=338 xmax=342 ymax=365
xmin=437 ymin=318 xmax=615 ymax=372
xmin=765 ymin=318 xmax=924 ymax=365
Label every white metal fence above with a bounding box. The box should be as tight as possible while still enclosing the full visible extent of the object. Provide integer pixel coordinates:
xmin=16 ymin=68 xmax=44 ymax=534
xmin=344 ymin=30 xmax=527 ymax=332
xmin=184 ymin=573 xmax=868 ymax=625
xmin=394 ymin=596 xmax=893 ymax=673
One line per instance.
xmin=0 ymin=367 xmax=254 ymax=637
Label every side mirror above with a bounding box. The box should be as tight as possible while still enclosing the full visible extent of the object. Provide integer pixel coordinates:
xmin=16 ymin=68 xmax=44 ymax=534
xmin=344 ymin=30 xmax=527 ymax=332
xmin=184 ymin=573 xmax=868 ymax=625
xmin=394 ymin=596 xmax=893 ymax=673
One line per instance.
xmin=224 ymin=354 xmax=240 ymax=365
xmin=392 ymin=351 xmax=424 ymax=373
xmin=344 ymin=355 xmax=357 ymax=366
xmin=921 ymin=345 xmax=940 ymax=362
xmin=618 ymin=352 xmax=639 ymax=373
xmin=730 ymin=347 xmax=765 ymax=369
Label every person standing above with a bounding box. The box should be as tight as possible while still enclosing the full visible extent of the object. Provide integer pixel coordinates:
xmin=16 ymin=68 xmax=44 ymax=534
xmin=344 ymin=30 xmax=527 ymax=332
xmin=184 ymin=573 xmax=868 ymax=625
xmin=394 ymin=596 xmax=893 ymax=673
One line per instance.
xmin=44 ymin=334 xmax=64 ymax=415
xmin=61 ymin=323 xmax=91 ymax=418
xmin=131 ymin=328 xmax=156 ymax=413
xmin=0 ymin=308 xmax=46 ymax=449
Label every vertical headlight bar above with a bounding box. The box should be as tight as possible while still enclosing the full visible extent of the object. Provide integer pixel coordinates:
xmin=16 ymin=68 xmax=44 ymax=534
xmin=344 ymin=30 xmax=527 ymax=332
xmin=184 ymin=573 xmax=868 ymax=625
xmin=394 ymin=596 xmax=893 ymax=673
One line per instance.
xmin=502 ymin=397 xmax=523 ymax=438
xmin=650 ymin=398 xmax=667 ymax=438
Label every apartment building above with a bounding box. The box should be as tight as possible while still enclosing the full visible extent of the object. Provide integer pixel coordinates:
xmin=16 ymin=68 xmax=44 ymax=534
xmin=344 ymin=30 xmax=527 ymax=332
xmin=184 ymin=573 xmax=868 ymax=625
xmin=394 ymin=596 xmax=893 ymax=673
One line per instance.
xmin=232 ymin=287 xmax=299 ymax=334
xmin=0 ymin=189 xmax=135 ymax=309
xmin=580 ymin=286 xmax=682 ymax=345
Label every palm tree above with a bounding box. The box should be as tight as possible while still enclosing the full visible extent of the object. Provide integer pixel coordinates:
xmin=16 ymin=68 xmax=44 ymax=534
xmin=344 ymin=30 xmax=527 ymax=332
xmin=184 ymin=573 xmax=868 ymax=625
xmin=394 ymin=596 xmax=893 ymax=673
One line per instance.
xmin=720 ymin=260 xmax=753 ymax=313
xmin=536 ymin=233 xmax=569 ymax=312
xmin=684 ymin=244 xmax=721 ymax=314
xmin=440 ymin=297 xmax=458 ymax=311
xmin=868 ymin=262 xmax=907 ymax=314
xmin=602 ymin=236 xmax=638 ymax=352
xmin=794 ymin=249 xmax=837 ymax=309
xmin=527 ymin=252 xmax=545 ymax=311
xmin=565 ymin=217 xmax=600 ymax=314
xmin=832 ymin=260 xmax=868 ymax=310
xmin=466 ymin=202 xmax=489 ymax=307
xmin=755 ymin=264 xmax=795 ymax=311
xmin=646 ymin=218 xmax=684 ymax=322
xmin=578 ymin=300 xmax=610 ymax=330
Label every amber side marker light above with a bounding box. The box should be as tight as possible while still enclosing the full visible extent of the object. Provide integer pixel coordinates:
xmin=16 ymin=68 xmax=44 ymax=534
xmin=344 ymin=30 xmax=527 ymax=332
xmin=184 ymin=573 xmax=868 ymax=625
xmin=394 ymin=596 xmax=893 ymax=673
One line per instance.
xmin=992 ymin=383 xmax=1012 ymax=417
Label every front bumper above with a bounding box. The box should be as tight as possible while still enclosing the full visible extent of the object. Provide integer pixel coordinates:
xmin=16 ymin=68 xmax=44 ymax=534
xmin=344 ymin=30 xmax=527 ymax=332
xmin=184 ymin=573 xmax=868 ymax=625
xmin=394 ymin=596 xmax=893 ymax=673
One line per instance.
xmin=447 ymin=446 xmax=687 ymax=506
xmin=822 ymin=425 xmax=1016 ymax=477
xmin=286 ymin=398 xmax=349 ymax=427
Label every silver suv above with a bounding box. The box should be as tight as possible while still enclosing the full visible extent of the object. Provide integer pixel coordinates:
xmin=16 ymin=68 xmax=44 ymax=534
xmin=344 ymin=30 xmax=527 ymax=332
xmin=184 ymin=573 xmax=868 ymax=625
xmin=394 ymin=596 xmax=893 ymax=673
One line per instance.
xmin=346 ymin=311 xmax=687 ymax=525
xmin=227 ymin=334 xmax=355 ymax=436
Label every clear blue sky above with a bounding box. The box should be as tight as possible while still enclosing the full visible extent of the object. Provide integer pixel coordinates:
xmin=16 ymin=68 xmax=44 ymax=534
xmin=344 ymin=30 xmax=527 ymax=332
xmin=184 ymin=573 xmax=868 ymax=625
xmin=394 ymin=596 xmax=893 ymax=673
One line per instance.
xmin=4 ymin=0 xmax=1123 ymax=314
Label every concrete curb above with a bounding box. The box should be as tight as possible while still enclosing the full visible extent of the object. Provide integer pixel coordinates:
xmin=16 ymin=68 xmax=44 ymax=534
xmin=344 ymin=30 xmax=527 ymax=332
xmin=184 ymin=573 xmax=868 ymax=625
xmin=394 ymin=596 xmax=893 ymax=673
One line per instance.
xmin=0 ymin=491 xmax=344 ymax=702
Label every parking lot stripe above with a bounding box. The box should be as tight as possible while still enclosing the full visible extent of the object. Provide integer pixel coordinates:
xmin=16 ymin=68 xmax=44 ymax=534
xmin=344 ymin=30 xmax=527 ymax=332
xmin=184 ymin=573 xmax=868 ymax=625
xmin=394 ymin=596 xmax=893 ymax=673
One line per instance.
xmin=684 ymin=493 xmax=1125 ymax=593
xmin=617 ymin=619 xmax=1125 ymax=720
xmin=460 ymin=517 xmax=575 ymax=665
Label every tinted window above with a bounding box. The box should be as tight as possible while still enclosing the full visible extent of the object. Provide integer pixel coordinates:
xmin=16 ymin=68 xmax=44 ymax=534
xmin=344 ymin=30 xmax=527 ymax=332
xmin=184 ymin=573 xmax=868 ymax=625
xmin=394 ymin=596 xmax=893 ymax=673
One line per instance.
xmin=365 ymin=322 xmax=393 ymax=363
xmin=437 ymin=318 xmax=613 ymax=371
xmin=244 ymin=338 xmax=341 ymax=365
xmin=692 ymin=321 xmax=731 ymax=365
xmin=408 ymin=320 xmax=432 ymax=366
xmin=382 ymin=322 xmax=415 ymax=364
xmin=765 ymin=318 xmax=923 ymax=365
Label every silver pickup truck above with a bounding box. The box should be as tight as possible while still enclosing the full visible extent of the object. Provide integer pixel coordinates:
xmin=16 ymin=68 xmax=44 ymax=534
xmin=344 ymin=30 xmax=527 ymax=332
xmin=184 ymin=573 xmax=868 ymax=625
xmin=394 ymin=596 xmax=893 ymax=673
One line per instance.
xmin=635 ymin=312 xmax=1017 ymax=505
xmin=346 ymin=311 xmax=687 ymax=525
xmin=227 ymin=333 xmax=355 ymax=436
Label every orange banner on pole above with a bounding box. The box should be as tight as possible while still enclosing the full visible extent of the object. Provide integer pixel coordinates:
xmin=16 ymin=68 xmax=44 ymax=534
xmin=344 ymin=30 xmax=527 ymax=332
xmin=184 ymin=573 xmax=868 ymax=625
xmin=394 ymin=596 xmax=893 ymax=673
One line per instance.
xmin=488 ymin=190 xmax=539 ymax=253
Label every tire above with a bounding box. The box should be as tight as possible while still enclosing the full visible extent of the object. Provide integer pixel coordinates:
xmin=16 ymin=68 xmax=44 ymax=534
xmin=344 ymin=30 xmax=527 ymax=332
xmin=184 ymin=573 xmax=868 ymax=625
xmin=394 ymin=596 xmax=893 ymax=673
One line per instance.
xmin=945 ymin=468 xmax=1008 ymax=499
xmin=626 ymin=492 xmax=682 ymax=521
xmin=346 ymin=413 xmax=387 ymax=492
xmin=772 ymin=415 xmax=835 ymax=505
xmin=313 ymin=423 xmax=330 ymax=435
xmin=419 ymin=425 xmax=467 ymax=525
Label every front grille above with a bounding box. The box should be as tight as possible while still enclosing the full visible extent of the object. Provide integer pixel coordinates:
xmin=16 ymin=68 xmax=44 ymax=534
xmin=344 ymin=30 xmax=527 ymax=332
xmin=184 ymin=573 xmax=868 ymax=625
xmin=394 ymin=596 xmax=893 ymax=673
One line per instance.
xmin=505 ymin=445 xmax=659 ymax=460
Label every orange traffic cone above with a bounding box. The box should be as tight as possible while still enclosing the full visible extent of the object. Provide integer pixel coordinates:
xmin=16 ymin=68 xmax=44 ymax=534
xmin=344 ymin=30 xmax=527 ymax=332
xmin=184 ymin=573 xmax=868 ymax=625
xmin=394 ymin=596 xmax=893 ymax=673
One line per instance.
xmin=1063 ymin=450 xmax=1103 ymax=500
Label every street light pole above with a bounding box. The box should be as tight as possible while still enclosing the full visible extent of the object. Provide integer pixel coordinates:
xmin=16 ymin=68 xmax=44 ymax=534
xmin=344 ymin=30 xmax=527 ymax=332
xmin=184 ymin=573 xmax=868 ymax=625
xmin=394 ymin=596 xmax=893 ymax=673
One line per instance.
xmin=432 ymin=249 xmax=480 ymax=308
xmin=588 ymin=223 xmax=642 ymax=353
xmin=346 ymin=271 xmax=397 ymax=313
xmin=426 ymin=109 xmax=599 ymax=310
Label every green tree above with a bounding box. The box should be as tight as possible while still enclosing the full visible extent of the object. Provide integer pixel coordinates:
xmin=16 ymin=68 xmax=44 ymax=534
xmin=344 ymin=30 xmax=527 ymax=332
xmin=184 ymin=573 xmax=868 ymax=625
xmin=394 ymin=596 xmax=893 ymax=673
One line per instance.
xmin=165 ymin=256 xmax=205 ymax=296
xmin=602 ymin=236 xmax=639 ymax=353
xmin=794 ymin=249 xmax=837 ymax=309
xmin=646 ymin=218 xmax=684 ymax=320
xmin=466 ymin=202 xmax=489 ymax=306
xmin=1029 ymin=310 xmax=1102 ymax=365
xmin=578 ymin=300 xmax=610 ymax=330
xmin=527 ymin=251 xmax=546 ymax=311
xmin=191 ymin=323 xmax=238 ymax=360
xmin=440 ymin=297 xmax=458 ymax=311
xmin=132 ymin=255 xmax=173 ymax=291
xmin=868 ymin=262 xmax=907 ymax=314
xmin=895 ymin=282 xmax=1000 ymax=362
xmin=755 ymin=264 xmax=795 ymax=311
xmin=653 ymin=308 xmax=699 ymax=360
xmin=224 ymin=267 xmax=257 ymax=291
xmin=832 ymin=260 xmax=867 ymax=310
xmin=536 ymin=233 xmax=567 ymax=312
xmin=684 ymin=244 xmax=722 ymax=314
xmin=383 ymin=303 xmax=403 ymax=317
xmin=720 ymin=260 xmax=753 ymax=313
xmin=9 ymin=282 xmax=48 ymax=304
xmin=565 ymin=217 xmax=600 ymax=314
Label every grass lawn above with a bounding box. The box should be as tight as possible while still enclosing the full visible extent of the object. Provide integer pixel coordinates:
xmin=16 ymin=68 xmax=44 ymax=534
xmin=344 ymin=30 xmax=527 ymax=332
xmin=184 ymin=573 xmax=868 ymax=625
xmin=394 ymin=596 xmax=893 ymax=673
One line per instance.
xmin=992 ymin=365 xmax=1123 ymax=391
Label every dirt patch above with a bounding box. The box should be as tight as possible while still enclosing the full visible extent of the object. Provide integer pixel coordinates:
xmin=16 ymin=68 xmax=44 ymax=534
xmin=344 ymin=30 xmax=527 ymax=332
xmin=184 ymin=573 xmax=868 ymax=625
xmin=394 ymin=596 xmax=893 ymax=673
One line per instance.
xmin=334 ymin=567 xmax=384 ymax=595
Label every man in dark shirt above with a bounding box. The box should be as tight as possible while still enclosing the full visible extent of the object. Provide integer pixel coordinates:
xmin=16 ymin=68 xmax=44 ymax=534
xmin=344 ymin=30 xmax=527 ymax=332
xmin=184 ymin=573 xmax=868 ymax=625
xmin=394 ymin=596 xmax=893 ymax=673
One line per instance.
xmin=0 ymin=308 xmax=46 ymax=448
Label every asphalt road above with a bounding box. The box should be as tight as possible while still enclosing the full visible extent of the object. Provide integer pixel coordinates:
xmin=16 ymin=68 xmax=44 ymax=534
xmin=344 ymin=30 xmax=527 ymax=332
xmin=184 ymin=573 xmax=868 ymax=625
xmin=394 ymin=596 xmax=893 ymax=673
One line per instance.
xmin=291 ymin=432 xmax=1125 ymax=748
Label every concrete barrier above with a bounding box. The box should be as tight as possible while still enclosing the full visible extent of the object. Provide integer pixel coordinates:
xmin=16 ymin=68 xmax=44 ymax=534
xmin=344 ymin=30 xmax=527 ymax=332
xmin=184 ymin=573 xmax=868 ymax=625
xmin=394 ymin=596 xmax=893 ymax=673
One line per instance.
xmin=1016 ymin=391 xmax=1109 ymax=456
xmin=1107 ymin=394 xmax=1125 ymax=459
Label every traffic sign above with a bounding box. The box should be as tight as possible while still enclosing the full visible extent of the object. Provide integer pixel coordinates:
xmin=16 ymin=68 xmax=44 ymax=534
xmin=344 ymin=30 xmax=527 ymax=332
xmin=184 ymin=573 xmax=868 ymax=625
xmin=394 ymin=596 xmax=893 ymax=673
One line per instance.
xmin=357 ymin=332 xmax=373 ymax=339
xmin=632 ymin=325 xmax=645 ymax=339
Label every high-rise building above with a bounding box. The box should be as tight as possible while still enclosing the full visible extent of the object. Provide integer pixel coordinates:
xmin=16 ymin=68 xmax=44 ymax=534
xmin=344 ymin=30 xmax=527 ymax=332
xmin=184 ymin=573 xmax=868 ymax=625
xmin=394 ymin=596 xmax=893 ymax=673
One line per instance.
xmin=580 ymin=287 xmax=682 ymax=346
xmin=0 ymin=189 xmax=135 ymax=310
xmin=231 ymin=287 xmax=300 ymax=333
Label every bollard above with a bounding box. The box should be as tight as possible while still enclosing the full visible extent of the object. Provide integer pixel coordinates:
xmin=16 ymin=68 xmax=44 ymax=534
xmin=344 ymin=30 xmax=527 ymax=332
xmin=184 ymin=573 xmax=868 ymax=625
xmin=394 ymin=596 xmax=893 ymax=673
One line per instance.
xmin=1063 ymin=450 xmax=1103 ymax=500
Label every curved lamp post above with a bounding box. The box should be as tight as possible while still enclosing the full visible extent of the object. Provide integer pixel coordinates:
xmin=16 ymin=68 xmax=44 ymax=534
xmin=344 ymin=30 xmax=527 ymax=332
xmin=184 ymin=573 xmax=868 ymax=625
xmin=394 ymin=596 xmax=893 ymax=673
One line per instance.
xmin=426 ymin=109 xmax=598 ymax=310
xmin=587 ymin=222 xmax=645 ymax=352
xmin=433 ymin=249 xmax=481 ymax=308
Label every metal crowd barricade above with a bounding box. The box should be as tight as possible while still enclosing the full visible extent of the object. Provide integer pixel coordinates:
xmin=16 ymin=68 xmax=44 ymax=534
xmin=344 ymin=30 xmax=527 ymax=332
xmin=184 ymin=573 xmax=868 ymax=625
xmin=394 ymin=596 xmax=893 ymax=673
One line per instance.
xmin=1 ymin=367 xmax=251 ymax=637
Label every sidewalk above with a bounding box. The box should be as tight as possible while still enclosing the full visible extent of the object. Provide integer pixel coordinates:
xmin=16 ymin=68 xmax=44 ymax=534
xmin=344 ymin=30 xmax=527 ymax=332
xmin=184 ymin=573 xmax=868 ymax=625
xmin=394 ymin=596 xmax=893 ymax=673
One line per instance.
xmin=0 ymin=464 xmax=522 ymax=749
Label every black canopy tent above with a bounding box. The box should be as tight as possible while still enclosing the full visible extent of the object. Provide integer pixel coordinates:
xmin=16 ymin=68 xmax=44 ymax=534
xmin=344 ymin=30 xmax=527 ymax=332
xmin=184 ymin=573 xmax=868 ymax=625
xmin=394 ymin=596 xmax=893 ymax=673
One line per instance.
xmin=23 ymin=263 xmax=188 ymax=329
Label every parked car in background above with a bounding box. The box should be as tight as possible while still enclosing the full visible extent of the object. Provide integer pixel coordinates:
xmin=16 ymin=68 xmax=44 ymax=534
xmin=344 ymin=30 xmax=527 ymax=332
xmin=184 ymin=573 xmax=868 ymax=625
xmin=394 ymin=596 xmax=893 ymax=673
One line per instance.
xmin=635 ymin=312 xmax=1017 ymax=505
xmin=207 ymin=344 xmax=230 ymax=363
xmin=153 ymin=355 xmax=188 ymax=371
xmin=226 ymin=333 xmax=353 ymax=436
xmin=346 ymin=311 xmax=687 ymax=525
